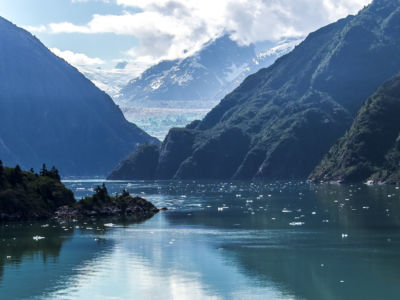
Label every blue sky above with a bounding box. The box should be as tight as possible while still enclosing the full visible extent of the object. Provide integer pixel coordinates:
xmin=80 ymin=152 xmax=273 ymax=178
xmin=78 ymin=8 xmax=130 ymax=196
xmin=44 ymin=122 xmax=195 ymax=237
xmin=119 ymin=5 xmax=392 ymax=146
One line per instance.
xmin=0 ymin=0 xmax=140 ymax=66
xmin=0 ymin=0 xmax=372 ymax=76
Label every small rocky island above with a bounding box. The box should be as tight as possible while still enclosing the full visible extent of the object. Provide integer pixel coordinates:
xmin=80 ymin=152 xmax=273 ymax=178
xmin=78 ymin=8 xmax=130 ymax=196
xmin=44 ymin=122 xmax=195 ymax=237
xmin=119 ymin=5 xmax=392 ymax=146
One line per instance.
xmin=0 ymin=161 xmax=161 ymax=222
xmin=55 ymin=184 xmax=160 ymax=220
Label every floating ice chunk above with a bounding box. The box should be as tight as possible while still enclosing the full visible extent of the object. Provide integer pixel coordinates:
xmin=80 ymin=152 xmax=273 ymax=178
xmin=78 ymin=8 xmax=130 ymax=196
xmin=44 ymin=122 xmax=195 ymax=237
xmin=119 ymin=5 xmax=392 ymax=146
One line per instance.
xmin=282 ymin=208 xmax=292 ymax=213
xmin=341 ymin=233 xmax=348 ymax=238
xmin=289 ymin=222 xmax=305 ymax=226
xmin=362 ymin=206 xmax=370 ymax=210
xmin=33 ymin=236 xmax=45 ymax=241
xmin=322 ymin=219 xmax=329 ymax=223
xmin=104 ymin=223 xmax=114 ymax=227
xmin=311 ymin=212 xmax=316 ymax=215
xmin=41 ymin=224 xmax=49 ymax=228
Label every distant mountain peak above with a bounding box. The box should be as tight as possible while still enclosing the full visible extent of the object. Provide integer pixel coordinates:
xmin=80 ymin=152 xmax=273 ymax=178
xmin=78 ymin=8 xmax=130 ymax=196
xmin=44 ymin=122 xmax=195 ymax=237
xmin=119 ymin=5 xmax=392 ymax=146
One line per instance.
xmin=118 ymin=35 xmax=301 ymax=104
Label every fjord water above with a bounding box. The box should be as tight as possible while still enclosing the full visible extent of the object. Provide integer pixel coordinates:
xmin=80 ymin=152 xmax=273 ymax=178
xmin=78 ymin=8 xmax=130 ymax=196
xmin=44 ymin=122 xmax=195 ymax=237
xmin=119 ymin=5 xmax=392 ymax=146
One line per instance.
xmin=1 ymin=181 xmax=400 ymax=300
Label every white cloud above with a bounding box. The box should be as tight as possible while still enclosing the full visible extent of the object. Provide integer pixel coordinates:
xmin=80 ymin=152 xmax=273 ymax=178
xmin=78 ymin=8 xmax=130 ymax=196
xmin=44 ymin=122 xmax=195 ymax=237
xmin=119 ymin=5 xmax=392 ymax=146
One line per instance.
xmin=71 ymin=0 xmax=110 ymax=2
xmin=32 ymin=0 xmax=372 ymax=63
xmin=22 ymin=25 xmax=47 ymax=33
xmin=50 ymin=48 xmax=105 ymax=66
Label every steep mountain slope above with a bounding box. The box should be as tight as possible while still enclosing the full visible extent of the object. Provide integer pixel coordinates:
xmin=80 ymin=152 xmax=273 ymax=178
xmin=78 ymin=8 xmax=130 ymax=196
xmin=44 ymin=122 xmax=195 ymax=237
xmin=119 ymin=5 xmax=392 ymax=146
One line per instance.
xmin=310 ymin=73 xmax=400 ymax=183
xmin=119 ymin=36 xmax=300 ymax=104
xmin=115 ymin=36 xmax=300 ymax=140
xmin=0 ymin=17 xmax=158 ymax=176
xmin=109 ymin=0 xmax=400 ymax=180
xmin=108 ymin=144 xmax=160 ymax=180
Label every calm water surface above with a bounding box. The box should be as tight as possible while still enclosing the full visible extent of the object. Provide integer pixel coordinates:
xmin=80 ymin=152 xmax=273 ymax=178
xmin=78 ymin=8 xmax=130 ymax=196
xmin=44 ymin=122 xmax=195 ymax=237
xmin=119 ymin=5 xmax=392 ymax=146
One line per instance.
xmin=1 ymin=180 xmax=400 ymax=300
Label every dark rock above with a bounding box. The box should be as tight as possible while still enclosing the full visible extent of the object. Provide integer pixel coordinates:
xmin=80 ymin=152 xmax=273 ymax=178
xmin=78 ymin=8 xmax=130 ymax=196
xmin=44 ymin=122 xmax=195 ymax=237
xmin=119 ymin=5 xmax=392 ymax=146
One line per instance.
xmin=54 ymin=192 xmax=159 ymax=221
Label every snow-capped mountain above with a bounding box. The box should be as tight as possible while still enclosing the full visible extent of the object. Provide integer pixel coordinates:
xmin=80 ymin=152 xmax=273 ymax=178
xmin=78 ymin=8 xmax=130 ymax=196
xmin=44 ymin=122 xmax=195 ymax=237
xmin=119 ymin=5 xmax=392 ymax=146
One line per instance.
xmin=119 ymin=35 xmax=303 ymax=105
xmin=80 ymin=35 xmax=302 ymax=140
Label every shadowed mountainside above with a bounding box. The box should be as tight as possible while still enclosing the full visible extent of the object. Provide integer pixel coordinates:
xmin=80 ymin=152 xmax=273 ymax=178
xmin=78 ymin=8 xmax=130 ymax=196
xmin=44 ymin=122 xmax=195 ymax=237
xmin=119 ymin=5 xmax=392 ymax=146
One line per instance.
xmin=0 ymin=17 xmax=158 ymax=176
xmin=310 ymin=73 xmax=400 ymax=183
xmin=109 ymin=0 xmax=400 ymax=180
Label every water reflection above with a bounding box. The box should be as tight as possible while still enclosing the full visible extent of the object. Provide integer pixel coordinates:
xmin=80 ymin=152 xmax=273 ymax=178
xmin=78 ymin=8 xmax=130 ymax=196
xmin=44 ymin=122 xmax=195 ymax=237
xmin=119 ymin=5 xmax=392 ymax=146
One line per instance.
xmin=0 ymin=181 xmax=399 ymax=299
xmin=0 ymin=221 xmax=118 ymax=300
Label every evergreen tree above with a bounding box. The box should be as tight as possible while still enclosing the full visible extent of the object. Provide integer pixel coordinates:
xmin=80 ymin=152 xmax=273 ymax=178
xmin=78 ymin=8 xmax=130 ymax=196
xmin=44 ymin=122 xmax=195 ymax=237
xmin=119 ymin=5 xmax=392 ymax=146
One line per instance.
xmin=49 ymin=166 xmax=61 ymax=181
xmin=10 ymin=165 xmax=23 ymax=185
xmin=93 ymin=183 xmax=108 ymax=202
xmin=121 ymin=189 xmax=130 ymax=197
xmin=40 ymin=163 xmax=48 ymax=177
xmin=0 ymin=160 xmax=3 ymax=187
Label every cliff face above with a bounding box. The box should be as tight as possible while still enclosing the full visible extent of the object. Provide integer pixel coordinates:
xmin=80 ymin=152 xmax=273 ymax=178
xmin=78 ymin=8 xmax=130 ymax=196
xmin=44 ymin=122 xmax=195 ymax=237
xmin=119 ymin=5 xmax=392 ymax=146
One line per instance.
xmin=310 ymin=73 xmax=400 ymax=183
xmin=0 ymin=17 xmax=158 ymax=176
xmin=110 ymin=0 xmax=400 ymax=180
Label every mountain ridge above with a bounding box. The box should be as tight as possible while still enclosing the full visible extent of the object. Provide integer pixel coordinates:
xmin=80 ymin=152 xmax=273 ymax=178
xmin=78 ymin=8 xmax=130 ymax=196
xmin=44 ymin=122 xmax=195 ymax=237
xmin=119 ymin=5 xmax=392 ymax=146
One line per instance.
xmin=0 ymin=16 xmax=158 ymax=176
xmin=119 ymin=35 xmax=301 ymax=104
xmin=109 ymin=0 xmax=400 ymax=181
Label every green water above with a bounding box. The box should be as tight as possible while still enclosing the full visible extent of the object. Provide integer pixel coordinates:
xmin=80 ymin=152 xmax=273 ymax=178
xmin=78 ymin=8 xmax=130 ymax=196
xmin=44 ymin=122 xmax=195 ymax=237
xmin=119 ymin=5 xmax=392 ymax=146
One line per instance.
xmin=1 ymin=181 xmax=400 ymax=299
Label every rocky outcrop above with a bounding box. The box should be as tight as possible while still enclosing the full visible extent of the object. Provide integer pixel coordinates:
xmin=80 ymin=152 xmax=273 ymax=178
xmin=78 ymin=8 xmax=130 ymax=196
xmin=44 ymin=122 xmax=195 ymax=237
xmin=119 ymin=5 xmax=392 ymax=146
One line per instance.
xmin=55 ymin=194 xmax=160 ymax=220
xmin=0 ymin=164 xmax=161 ymax=222
xmin=0 ymin=164 xmax=75 ymax=221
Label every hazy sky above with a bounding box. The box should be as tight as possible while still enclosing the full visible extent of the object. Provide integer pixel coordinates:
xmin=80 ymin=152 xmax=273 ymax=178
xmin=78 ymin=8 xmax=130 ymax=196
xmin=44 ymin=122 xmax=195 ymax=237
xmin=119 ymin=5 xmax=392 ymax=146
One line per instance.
xmin=0 ymin=0 xmax=372 ymax=72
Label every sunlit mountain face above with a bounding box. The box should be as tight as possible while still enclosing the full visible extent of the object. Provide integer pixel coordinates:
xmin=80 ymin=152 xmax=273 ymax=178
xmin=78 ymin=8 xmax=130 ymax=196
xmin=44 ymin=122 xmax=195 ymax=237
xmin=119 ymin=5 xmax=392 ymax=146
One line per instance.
xmin=83 ymin=35 xmax=301 ymax=140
